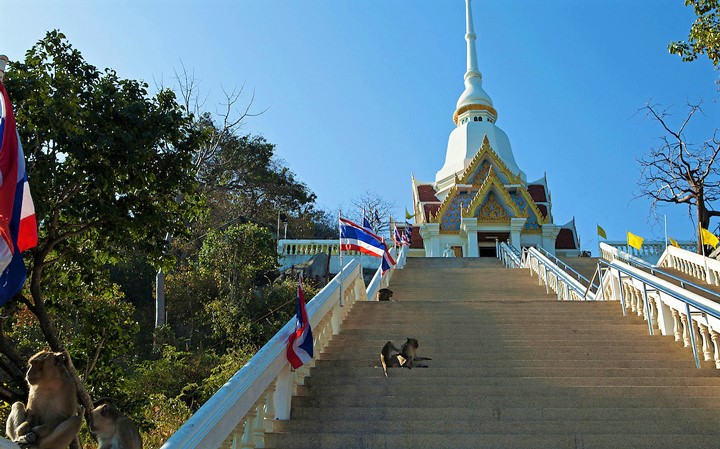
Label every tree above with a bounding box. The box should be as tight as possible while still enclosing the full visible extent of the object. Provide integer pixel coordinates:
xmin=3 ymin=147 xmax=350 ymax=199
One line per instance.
xmin=1 ymin=30 xmax=201 ymax=415
xmin=669 ymin=0 xmax=720 ymax=67
xmin=350 ymin=191 xmax=397 ymax=237
xmin=636 ymin=102 xmax=720 ymax=253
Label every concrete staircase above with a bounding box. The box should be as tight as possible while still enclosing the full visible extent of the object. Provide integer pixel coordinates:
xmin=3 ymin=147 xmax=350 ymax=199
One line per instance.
xmin=265 ymin=258 xmax=720 ymax=448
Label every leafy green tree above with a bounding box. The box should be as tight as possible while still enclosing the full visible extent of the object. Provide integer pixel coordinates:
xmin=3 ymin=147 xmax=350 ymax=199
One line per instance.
xmin=1 ymin=30 xmax=201 ymax=413
xmin=669 ymin=0 xmax=720 ymax=66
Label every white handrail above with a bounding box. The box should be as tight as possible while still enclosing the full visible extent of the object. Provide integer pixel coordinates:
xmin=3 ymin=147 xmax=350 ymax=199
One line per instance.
xmin=161 ymin=245 xmax=408 ymax=449
xmin=523 ymin=247 xmax=594 ymax=301
xmin=599 ymin=258 xmax=720 ymax=369
xmin=599 ymin=242 xmax=650 ymax=267
xmin=657 ymin=244 xmax=720 ymax=286
xmin=497 ymin=242 xmax=521 ymax=268
xmin=161 ymin=260 xmax=366 ymax=449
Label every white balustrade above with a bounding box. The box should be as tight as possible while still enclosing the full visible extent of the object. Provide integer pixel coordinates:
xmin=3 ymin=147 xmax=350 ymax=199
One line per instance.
xmin=160 ymin=247 xmax=406 ymax=449
xmin=520 ymin=246 xmax=593 ymax=301
xmin=657 ymin=244 xmax=720 ymax=286
xmin=599 ymin=258 xmax=720 ymax=369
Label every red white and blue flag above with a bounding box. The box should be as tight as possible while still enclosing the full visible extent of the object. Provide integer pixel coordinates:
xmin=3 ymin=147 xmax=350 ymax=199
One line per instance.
xmin=393 ymin=224 xmax=402 ymax=246
xmin=287 ymin=276 xmax=314 ymax=369
xmin=339 ymin=217 xmax=386 ymax=257
xmin=381 ymin=248 xmax=396 ymax=274
xmin=405 ymin=222 xmax=413 ymax=245
xmin=0 ymin=82 xmax=37 ymax=305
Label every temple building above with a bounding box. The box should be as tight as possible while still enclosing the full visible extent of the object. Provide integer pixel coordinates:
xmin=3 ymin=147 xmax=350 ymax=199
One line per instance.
xmin=410 ymin=0 xmax=580 ymax=258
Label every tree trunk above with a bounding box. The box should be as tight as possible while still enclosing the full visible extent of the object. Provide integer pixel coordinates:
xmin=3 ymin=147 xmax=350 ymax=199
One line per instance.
xmin=697 ymin=192 xmax=711 ymax=254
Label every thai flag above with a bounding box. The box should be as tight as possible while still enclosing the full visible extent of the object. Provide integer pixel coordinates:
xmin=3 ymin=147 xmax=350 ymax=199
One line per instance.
xmin=0 ymin=82 xmax=37 ymax=305
xmin=393 ymin=224 xmax=402 ymax=246
xmin=339 ymin=217 xmax=386 ymax=257
xmin=362 ymin=215 xmax=374 ymax=233
xmin=373 ymin=209 xmax=381 ymax=230
xmin=381 ymin=248 xmax=396 ymax=274
xmin=405 ymin=222 xmax=413 ymax=245
xmin=286 ymin=276 xmax=313 ymax=369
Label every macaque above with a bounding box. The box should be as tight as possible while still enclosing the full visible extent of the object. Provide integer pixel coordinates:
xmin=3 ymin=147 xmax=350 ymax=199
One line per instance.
xmin=90 ymin=401 xmax=142 ymax=449
xmin=399 ymin=337 xmax=431 ymax=369
xmin=6 ymin=351 xmax=82 ymax=449
xmin=380 ymin=338 xmax=431 ymax=376
xmin=380 ymin=341 xmax=406 ymax=377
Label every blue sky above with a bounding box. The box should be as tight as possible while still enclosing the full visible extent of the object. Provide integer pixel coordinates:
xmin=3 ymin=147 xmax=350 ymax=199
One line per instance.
xmin=2 ymin=1 xmax=719 ymax=252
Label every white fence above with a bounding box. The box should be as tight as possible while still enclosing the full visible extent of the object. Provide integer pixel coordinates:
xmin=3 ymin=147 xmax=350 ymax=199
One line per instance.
xmin=522 ymin=246 xmax=595 ymax=301
xmin=278 ymin=239 xmax=395 ymax=273
xmin=657 ymin=244 xmax=720 ymax=286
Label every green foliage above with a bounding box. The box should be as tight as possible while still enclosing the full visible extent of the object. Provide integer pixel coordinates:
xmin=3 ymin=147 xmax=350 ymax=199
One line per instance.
xmin=139 ymin=394 xmax=193 ymax=449
xmin=125 ymin=345 xmax=219 ymax=409
xmin=670 ymin=0 xmax=720 ymax=66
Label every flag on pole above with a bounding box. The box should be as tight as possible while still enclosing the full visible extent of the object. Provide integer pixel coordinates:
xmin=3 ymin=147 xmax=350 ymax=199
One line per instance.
xmin=627 ymin=231 xmax=644 ymax=250
xmin=405 ymin=222 xmax=413 ymax=245
xmin=700 ymin=227 xmax=719 ymax=248
xmin=405 ymin=207 xmax=415 ymax=220
xmin=373 ymin=209 xmax=381 ymax=231
xmin=597 ymin=225 xmax=607 ymax=240
xmin=393 ymin=224 xmax=402 ymax=246
xmin=339 ymin=217 xmax=386 ymax=257
xmin=669 ymin=237 xmax=680 ymax=248
xmin=381 ymin=248 xmax=396 ymax=274
xmin=287 ymin=276 xmax=314 ymax=369
xmin=0 ymin=82 xmax=37 ymax=305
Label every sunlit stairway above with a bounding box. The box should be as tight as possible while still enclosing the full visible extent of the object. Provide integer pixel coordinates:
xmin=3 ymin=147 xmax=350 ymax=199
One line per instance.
xmin=264 ymin=258 xmax=720 ymax=449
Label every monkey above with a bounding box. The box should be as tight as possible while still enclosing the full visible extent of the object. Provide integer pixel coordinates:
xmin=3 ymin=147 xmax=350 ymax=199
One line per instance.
xmin=380 ymin=341 xmax=407 ymax=377
xmin=6 ymin=350 xmax=82 ymax=449
xmin=90 ymin=401 xmax=143 ymax=449
xmin=399 ymin=338 xmax=431 ymax=369
xmin=378 ymin=288 xmax=393 ymax=301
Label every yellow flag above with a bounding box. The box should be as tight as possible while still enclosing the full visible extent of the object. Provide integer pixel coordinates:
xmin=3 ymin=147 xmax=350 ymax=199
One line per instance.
xmin=405 ymin=207 xmax=415 ymax=220
xmin=701 ymin=227 xmax=719 ymax=248
xmin=597 ymin=225 xmax=607 ymax=239
xmin=627 ymin=231 xmax=644 ymax=250
xmin=669 ymin=237 xmax=680 ymax=248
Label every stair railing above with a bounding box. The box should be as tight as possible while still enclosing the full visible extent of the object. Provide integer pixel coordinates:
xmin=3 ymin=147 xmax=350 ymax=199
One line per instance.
xmin=598 ymin=258 xmax=720 ymax=370
xmin=366 ymin=246 xmax=406 ymax=301
xmin=523 ymin=246 xmax=594 ymax=301
xmin=656 ymin=244 xmax=720 ymax=286
xmin=160 ymin=257 xmax=387 ymax=449
xmin=600 ymin=243 xmax=720 ymax=303
xmin=497 ymin=242 xmax=521 ymax=268
xmin=534 ymin=246 xmax=593 ymax=287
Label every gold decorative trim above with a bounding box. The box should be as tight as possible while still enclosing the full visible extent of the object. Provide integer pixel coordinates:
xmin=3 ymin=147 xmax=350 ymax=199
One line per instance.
xmin=431 ymin=185 xmax=459 ymax=223
xmin=458 ymin=135 xmax=521 ymax=186
xmin=453 ymin=104 xmax=498 ymax=125
xmin=463 ymin=170 xmax=524 ymax=219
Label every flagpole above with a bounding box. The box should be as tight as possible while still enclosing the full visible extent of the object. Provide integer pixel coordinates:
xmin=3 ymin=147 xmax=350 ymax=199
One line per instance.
xmin=0 ymin=55 xmax=8 ymax=83
xmin=664 ymin=214 xmax=668 ymax=248
xmin=338 ymin=209 xmax=344 ymax=307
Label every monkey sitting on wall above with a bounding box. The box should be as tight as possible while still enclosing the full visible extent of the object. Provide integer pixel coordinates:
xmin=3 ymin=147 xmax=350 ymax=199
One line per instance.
xmin=91 ymin=401 xmax=143 ymax=449
xmin=380 ymin=338 xmax=431 ymax=376
xmin=6 ymin=351 xmax=82 ymax=449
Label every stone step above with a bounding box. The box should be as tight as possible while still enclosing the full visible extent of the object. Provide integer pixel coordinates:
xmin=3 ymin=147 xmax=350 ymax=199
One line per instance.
xmin=264 ymin=432 xmax=720 ymax=449
xmin=290 ymin=393 xmax=720 ymax=408
xmin=305 ymin=375 xmax=720 ymax=388
xmin=307 ymin=366 xmax=719 ymax=380
xmin=289 ymin=405 xmax=720 ymax=421
xmin=295 ymin=384 xmax=720 ymax=400
xmin=309 ymin=359 xmax=703 ymax=372
xmin=271 ymin=418 xmax=720 ymax=435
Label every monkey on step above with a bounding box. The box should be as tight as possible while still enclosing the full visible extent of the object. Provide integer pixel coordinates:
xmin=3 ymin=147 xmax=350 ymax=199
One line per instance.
xmin=90 ymin=400 xmax=143 ymax=449
xmin=380 ymin=338 xmax=431 ymax=376
xmin=6 ymin=351 xmax=82 ymax=449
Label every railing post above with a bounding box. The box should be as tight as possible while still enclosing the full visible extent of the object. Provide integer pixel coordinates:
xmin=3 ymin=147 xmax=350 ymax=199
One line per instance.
xmin=686 ymin=303 xmax=701 ymax=368
xmin=641 ymin=284 xmax=654 ymax=336
xmin=616 ymin=269 xmax=627 ymax=316
xmin=273 ymin=364 xmax=293 ymax=420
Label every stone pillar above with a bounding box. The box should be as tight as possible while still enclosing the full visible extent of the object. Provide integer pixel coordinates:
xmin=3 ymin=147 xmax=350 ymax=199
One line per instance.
xmin=420 ymin=223 xmax=441 ymax=257
xmin=461 ymin=217 xmax=479 ymax=257
xmin=541 ymin=224 xmax=562 ymax=256
xmin=510 ymin=218 xmax=527 ymax=251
